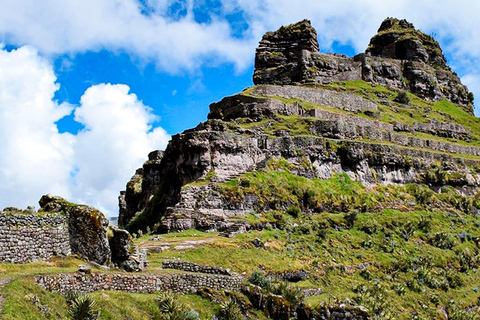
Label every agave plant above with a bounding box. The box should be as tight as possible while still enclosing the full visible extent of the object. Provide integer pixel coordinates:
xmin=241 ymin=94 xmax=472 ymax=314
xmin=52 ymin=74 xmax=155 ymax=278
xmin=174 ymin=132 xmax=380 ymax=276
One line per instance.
xmin=217 ymin=298 xmax=244 ymax=320
xmin=65 ymin=291 xmax=100 ymax=320
xmin=156 ymin=291 xmax=201 ymax=320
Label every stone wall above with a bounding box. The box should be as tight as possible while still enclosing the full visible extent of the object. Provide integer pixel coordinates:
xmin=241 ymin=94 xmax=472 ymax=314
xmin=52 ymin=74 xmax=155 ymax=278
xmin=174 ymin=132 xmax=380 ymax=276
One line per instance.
xmin=162 ymin=259 xmax=233 ymax=275
xmin=0 ymin=213 xmax=70 ymax=263
xmin=35 ymin=272 xmax=244 ymax=294
xmin=251 ymin=85 xmax=378 ymax=113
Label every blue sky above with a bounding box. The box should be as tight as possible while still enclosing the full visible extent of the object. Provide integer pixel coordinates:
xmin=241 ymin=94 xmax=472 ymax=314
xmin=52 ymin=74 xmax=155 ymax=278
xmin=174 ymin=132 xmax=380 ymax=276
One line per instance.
xmin=0 ymin=0 xmax=479 ymax=217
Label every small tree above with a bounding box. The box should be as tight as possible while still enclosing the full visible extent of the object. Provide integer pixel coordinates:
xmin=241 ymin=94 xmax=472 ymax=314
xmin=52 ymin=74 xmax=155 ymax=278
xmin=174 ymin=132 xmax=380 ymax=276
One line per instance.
xmin=248 ymin=269 xmax=271 ymax=289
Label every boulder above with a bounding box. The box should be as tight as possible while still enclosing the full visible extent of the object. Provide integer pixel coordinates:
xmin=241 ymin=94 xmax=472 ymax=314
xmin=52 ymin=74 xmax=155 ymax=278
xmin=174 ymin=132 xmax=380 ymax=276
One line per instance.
xmin=39 ymin=195 xmax=145 ymax=271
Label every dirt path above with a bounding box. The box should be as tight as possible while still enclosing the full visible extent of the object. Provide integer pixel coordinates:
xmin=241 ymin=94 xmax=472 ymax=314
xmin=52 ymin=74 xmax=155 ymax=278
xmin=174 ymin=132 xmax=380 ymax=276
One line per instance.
xmin=140 ymin=237 xmax=217 ymax=252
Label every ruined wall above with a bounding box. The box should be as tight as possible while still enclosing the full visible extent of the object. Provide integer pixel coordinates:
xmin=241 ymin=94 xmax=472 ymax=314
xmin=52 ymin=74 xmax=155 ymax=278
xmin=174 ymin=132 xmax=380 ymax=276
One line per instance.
xmin=0 ymin=213 xmax=70 ymax=263
xmin=162 ymin=259 xmax=233 ymax=275
xmin=35 ymin=272 xmax=244 ymax=294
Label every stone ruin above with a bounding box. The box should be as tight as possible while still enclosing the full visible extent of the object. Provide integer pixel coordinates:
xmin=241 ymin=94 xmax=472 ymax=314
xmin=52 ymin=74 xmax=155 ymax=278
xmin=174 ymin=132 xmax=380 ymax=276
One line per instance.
xmin=0 ymin=194 xmax=147 ymax=272
xmin=253 ymin=18 xmax=473 ymax=113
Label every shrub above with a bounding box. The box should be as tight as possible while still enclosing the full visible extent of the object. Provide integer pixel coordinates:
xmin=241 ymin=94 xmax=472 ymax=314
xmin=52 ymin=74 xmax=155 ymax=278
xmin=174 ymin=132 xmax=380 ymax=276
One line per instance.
xmin=217 ymin=298 xmax=244 ymax=320
xmin=394 ymin=90 xmax=410 ymax=104
xmin=417 ymin=215 xmax=432 ymax=233
xmin=446 ymin=301 xmax=479 ymax=320
xmin=65 ymin=291 xmax=100 ymax=320
xmin=360 ymin=220 xmax=379 ymax=235
xmin=270 ymin=281 xmax=304 ymax=307
xmin=399 ymin=220 xmax=416 ymax=240
xmin=344 ymin=211 xmax=358 ymax=228
xmin=428 ymin=232 xmax=456 ymax=250
xmin=458 ymin=248 xmax=479 ymax=271
xmin=248 ymin=269 xmax=271 ymax=289
xmin=286 ymin=206 xmax=301 ymax=218
xmin=156 ymin=291 xmax=201 ymax=320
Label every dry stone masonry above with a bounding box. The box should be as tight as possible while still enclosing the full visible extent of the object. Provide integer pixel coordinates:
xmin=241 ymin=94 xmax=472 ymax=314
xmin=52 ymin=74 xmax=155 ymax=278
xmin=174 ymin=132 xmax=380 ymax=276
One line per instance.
xmin=35 ymin=272 xmax=244 ymax=294
xmin=0 ymin=212 xmax=70 ymax=263
xmin=0 ymin=195 xmax=146 ymax=272
xmin=162 ymin=259 xmax=234 ymax=275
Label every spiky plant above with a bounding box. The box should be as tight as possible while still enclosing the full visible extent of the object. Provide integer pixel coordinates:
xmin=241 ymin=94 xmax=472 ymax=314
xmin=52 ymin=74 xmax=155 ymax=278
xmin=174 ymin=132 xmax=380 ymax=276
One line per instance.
xmin=217 ymin=298 xmax=244 ymax=320
xmin=156 ymin=291 xmax=200 ymax=320
xmin=66 ymin=292 xmax=99 ymax=320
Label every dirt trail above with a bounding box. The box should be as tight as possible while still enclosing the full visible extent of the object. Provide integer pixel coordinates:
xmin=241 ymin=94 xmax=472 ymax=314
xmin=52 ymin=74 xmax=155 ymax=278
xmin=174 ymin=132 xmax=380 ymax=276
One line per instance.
xmin=141 ymin=237 xmax=217 ymax=252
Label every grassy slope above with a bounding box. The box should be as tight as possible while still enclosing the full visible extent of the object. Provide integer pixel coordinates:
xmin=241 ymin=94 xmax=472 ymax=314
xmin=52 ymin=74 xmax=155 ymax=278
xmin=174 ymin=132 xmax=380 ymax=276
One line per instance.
xmin=140 ymin=170 xmax=480 ymax=319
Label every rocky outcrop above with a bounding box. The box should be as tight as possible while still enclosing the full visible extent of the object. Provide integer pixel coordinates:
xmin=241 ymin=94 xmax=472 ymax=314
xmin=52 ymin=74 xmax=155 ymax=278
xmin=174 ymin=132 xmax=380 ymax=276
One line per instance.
xmin=119 ymin=150 xmax=164 ymax=227
xmin=253 ymin=18 xmax=474 ymax=114
xmin=39 ymin=194 xmax=111 ymax=265
xmin=38 ymin=195 xmax=145 ymax=271
xmin=253 ymin=19 xmax=319 ymax=85
xmin=109 ymin=227 xmax=146 ymax=272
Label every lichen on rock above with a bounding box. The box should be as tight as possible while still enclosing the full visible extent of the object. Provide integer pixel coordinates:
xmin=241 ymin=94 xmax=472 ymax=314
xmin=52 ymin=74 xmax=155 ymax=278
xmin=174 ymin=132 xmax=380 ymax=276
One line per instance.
xmin=38 ymin=194 xmax=145 ymax=271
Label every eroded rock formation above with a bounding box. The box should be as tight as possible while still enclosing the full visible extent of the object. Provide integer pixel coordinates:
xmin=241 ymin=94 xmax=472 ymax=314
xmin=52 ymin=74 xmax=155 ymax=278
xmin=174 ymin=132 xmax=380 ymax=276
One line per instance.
xmin=253 ymin=18 xmax=473 ymax=113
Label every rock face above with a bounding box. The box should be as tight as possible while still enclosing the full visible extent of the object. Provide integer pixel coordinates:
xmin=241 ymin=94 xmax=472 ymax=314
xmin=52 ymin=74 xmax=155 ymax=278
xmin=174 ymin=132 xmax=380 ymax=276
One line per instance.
xmin=118 ymin=150 xmax=164 ymax=227
xmin=39 ymin=194 xmax=145 ymax=271
xmin=119 ymin=18 xmax=480 ymax=234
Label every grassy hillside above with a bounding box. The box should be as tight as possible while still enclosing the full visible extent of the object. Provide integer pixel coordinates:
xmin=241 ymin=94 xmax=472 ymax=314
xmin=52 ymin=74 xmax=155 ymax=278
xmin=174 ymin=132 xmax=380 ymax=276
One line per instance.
xmin=2 ymin=172 xmax=480 ymax=319
xmin=3 ymin=80 xmax=480 ymax=319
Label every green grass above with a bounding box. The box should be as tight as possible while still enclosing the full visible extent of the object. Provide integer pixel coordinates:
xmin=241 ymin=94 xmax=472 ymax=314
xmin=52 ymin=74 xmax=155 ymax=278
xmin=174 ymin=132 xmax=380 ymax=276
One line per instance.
xmin=140 ymin=204 xmax=480 ymax=319
xmin=2 ymin=277 xmax=69 ymax=320
xmin=0 ymin=257 xmax=88 ymax=277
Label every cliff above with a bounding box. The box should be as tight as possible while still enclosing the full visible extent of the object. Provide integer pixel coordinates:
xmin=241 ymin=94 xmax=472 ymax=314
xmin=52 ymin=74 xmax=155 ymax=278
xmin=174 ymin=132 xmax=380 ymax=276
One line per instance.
xmin=119 ymin=18 xmax=480 ymax=235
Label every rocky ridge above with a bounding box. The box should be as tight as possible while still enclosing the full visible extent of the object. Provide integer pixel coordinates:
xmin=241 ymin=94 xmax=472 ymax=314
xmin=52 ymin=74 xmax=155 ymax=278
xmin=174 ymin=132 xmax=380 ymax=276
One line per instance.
xmin=119 ymin=18 xmax=480 ymax=234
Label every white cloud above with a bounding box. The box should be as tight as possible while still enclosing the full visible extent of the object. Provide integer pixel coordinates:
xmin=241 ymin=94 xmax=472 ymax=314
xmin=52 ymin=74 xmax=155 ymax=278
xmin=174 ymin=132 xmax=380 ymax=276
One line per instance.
xmin=0 ymin=46 xmax=169 ymax=216
xmin=72 ymin=84 xmax=170 ymax=214
xmin=0 ymin=46 xmax=74 ymax=208
xmin=0 ymin=0 xmax=254 ymax=73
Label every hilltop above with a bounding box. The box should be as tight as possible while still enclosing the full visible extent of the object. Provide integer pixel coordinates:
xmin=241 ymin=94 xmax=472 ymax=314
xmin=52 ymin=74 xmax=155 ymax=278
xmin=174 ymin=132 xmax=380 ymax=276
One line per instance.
xmin=120 ymin=18 xmax=478 ymax=234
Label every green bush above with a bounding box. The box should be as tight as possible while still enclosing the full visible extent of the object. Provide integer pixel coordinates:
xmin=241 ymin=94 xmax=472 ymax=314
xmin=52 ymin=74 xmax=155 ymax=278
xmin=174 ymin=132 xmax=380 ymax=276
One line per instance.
xmin=417 ymin=214 xmax=432 ymax=233
xmin=248 ymin=270 xmax=271 ymax=289
xmin=360 ymin=219 xmax=379 ymax=235
xmin=270 ymin=281 xmax=304 ymax=307
xmin=156 ymin=291 xmax=200 ymax=320
xmin=428 ymin=232 xmax=456 ymax=250
xmin=394 ymin=90 xmax=410 ymax=104
xmin=344 ymin=211 xmax=358 ymax=228
xmin=286 ymin=206 xmax=301 ymax=218
xmin=399 ymin=220 xmax=416 ymax=240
